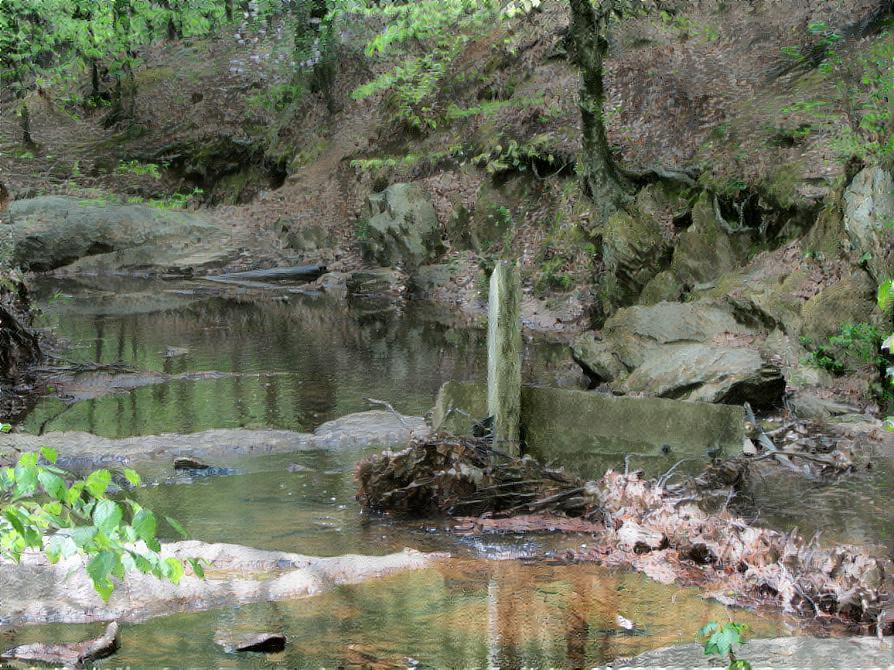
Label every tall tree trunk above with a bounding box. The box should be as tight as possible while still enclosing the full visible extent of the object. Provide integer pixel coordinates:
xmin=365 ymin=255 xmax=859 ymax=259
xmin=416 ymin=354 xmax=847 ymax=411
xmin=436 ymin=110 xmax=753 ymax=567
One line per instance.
xmin=567 ymin=0 xmax=631 ymax=220
xmin=91 ymin=59 xmax=101 ymax=101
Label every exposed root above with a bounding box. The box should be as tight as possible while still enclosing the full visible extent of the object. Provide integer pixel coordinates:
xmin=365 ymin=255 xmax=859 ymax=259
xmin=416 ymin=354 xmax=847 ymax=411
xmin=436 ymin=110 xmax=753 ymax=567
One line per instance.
xmin=356 ymin=437 xmax=892 ymax=631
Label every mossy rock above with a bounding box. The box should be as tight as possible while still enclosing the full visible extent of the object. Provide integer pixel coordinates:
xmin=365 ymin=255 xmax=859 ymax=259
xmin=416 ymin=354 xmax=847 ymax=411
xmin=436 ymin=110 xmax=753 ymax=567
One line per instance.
xmin=800 ymin=271 xmax=878 ymax=343
xmin=843 ymin=166 xmax=894 ymax=283
xmin=600 ymin=209 xmax=670 ymax=315
xmin=803 ymin=189 xmax=848 ymax=260
xmin=469 ymin=182 xmax=516 ymax=253
xmin=360 ymin=183 xmax=444 ymax=269
xmin=670 ymin=192 xmax=752 ymax=286
xmin=639 ymin=271 xmax=682 ymax=305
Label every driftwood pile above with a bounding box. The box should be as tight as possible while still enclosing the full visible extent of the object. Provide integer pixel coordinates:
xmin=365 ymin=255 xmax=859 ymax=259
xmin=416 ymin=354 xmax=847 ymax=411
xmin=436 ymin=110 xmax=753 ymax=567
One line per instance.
xmin=356 ymin=437 xmax=892 ymax=632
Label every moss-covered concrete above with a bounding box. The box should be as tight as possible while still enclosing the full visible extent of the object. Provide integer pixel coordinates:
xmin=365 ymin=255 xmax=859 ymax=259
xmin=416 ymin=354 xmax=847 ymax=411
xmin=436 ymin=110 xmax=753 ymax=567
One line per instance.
xmin=433 ymin=381 xmax=745 ymax=477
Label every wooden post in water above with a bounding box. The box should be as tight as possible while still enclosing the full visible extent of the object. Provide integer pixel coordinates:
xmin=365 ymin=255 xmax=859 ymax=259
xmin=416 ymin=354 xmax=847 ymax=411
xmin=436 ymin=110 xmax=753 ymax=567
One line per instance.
xmin=487 ymin=260 xmax=522 ymax=455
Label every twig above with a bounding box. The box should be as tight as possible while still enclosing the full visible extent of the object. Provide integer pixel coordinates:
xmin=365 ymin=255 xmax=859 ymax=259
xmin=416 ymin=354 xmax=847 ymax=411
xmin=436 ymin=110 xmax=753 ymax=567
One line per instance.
xmin=364 ymin=397 xmax=409 ymax=427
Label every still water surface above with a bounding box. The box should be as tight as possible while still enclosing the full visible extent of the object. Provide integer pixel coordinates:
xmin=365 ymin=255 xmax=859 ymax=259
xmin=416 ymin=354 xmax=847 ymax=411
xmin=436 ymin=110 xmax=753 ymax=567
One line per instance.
xmin=3 ymin=277 xmax=809 ymax=667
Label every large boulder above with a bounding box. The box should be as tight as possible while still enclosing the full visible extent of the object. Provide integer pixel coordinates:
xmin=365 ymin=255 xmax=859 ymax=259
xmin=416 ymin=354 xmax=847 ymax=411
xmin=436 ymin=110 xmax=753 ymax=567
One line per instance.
xmin=600 ymin=210 xmax=670 ymax=314
xmin=573 ymin=300 xmax=751 ymax=380
xmin=572 ymin=300 xmax=783 ymax=406
xmin=360 ymin=183 xmax=444 ymax=268
xmin=843 ymin=166 xmax=894 ymax=283
xmin=621 ymin=343 xmax=785 ymax=406
xmin=4 ymin=196 xmax=233 ymax=274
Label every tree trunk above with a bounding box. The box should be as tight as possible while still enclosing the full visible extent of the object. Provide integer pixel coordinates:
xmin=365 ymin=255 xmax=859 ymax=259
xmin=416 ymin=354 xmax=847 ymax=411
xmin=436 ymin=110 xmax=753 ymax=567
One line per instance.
xmin=567 ymin=0 xmax=631 ymax=220
xmin=19 ymin=100 xmax=33 ymax=147
xmin=91 ymin=59 xmax=100 ymax=101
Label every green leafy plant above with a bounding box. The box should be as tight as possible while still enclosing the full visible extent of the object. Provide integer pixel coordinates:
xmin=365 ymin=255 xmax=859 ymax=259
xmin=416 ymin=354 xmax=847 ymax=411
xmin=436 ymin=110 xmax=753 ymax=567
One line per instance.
xmin=699 ymin=621 xmax=752 ymax=670
xmin=779 ymin=21 xmax=893 ymax=164
xmin=116 ymin=160 xmax=163 ymax=180
xmin=1 ymin=448 xmax=199 ymax=601
xmin=879 ymin=279 xmax=894 ymax=430
xmin=471 ymin=135 xmax=558 ymax=176
xmin=801 ymin=322 xmax=886 ymax=376
xmin=148 ymin=187 xmax=204 ymax=210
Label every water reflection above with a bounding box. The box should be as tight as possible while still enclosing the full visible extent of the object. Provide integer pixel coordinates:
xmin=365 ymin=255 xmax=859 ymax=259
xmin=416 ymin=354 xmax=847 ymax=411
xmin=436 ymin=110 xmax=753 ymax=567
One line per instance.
xmin=1 ymin=560 xmax=789 ymax=669
xmin=26 ymin=277 xmax=580 ymax=438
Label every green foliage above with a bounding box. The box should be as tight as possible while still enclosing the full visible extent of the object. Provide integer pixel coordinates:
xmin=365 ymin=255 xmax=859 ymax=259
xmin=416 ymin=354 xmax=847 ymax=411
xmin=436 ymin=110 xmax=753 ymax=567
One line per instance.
xmin=800 ymin=323 xmax=886 ymax=376
xmin=472 ymin=135 xmax=558 ymax=176
xmin=349 ymin=145 xmax=464 ymax=172
xmin=699 ymin=621 xmax=752 ymax=670
xmin=148 ymin=187 xmax=205 ymax=210
xmin=1 ymin=449 xmax=196 ymax=601
xmin=117 ymin=160 xmax=163 ymax=180
xmin=534 ymin=250 xmax=573 ymax=294
xmin=879 ymin=279 xmax=894 ymax=431
xmin=348 ymin=0 xmax=502 ymax=130
xmin=779 ymin=22 xmax=893 ymax=164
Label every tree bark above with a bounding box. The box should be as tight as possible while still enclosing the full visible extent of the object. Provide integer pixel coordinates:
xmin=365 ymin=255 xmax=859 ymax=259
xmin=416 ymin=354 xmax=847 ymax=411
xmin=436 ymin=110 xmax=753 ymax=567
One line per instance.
xmin=567 ymin=0 xmax=631 ymax=220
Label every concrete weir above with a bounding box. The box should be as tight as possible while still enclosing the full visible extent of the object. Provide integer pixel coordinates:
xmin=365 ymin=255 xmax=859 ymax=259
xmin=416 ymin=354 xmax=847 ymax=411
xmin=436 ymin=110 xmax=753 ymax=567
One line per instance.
xmin=432 ymin=381 xmax=745 ymax=476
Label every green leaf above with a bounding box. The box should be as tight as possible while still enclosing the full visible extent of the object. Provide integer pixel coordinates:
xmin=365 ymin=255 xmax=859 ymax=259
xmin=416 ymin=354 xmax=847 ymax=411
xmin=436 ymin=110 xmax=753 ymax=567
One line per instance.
xmin=164 ymin=557 xmax=185 ymax=584
xmin=86 ymin=550 xmax=118 ymax=600
xmin=122 ymin=468 xmax=141 ymax=486
xmin=38 ymin=470 xmax=67 ymax=501
xmin=92 ymin=499 xmax=123 ymax=534
xmin=132 ymin=508 xmax=157 ymax=544
xmin=40 ymin=447 xmax=58 ymax=464
xmin=85 ymin=469 xmax=111 ymax=498
xmin=878 ymin=280 xmax=894 ymax=311
xmin=188 ymin=558 xmax=205 ymax=579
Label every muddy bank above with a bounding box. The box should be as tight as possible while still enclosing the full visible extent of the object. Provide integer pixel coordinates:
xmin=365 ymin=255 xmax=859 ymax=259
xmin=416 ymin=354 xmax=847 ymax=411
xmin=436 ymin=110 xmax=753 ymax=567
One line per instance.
xmin=0 ymin=541 xmax=444 ymax=625
xmin=0 ymin=410 xmax=429 ymax=471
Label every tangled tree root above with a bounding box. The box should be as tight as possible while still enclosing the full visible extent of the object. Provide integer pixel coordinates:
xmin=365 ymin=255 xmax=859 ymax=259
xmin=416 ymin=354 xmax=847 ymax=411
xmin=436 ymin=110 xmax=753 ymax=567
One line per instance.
xmin=356 ymin=437 xmax=892 ymax=632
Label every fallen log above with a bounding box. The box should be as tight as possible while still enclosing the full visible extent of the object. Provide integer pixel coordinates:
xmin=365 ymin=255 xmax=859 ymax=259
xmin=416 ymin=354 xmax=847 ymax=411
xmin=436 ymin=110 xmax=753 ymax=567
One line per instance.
xmin=356 ymin=438 xmax=893 ymax=632
xmin=205 ymin=264 xmax=327 ymax=283
xmin=2 ymin=621 xmax=119 ymax=666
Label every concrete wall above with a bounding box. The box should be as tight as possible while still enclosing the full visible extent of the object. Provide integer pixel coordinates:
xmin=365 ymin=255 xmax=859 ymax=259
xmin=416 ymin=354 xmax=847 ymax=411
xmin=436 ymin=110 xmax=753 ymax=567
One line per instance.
xmin=432 ymin=381 xmax=744 ymax=477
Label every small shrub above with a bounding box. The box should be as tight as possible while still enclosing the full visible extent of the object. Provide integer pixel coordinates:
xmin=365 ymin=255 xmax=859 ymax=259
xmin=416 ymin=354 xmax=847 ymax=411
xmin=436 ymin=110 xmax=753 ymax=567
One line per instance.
xmin=801 ymin=322 xmax=886 ymax=376
xmin=699 ymin=621 xmax=752 ymax=670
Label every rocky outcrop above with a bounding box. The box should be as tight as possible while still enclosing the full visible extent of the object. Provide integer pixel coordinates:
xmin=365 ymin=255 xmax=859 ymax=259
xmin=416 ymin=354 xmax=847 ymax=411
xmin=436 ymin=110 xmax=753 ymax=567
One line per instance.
xmin=669 ymin=193 xmax=752 ymax=287
xmin=345 ymin=267 xmax=408 ymax=299
xmin=360 ymin=184 xmax=444 ymax=268
xmin=0 ymin=410 xmax=430 ymax=472
xmin=843 ymin=166 xmax=894 ymax=283
xmin=573 ymin=301 xmax=783 ymax=406
xmin=600 ymin=210 xmax=670 ymax=313
xmin=5 ymin=196 xmax=234 ymax=274
xmin=0 ymin=542 xmax=444 ymax=625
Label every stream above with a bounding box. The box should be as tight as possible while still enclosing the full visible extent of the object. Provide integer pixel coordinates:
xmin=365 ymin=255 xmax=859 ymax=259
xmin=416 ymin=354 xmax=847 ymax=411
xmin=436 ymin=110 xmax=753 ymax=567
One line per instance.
xmin=1 ymin=277 xmax=872 ymax=667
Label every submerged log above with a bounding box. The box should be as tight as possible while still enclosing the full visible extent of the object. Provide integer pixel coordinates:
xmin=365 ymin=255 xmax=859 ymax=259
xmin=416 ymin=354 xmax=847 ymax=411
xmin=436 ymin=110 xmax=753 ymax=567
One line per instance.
xmin=206 ymin=264 xmax=327 ymax=283
xmin=356 ymin=438 xmax=893 ymax=632
xmin=2 ymin=621 xmax=119 ymax=666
